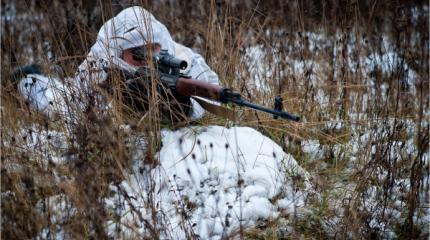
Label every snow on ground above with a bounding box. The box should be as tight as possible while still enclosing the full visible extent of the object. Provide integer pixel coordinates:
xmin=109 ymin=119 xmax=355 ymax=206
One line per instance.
xmin=105 ymin=125 xmax=312 ymax=239
xmin=16 ymin=125 xmax=312 ymax=239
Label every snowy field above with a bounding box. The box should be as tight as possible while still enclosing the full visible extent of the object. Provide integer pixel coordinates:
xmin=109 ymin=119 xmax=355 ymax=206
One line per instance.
xmin=2 ymin=2 xmax=428 ymax=239
xmin=4 ymin=125 xmax=312 ymax=239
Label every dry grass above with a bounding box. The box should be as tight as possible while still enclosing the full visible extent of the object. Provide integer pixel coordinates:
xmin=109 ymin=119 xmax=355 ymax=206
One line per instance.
xmin=1 ymin=0 xmax=429 ymax=239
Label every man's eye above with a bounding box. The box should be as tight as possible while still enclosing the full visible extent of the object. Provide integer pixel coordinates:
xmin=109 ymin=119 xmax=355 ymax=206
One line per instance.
xmin=132 ymin=48 xmax=147 ymax=61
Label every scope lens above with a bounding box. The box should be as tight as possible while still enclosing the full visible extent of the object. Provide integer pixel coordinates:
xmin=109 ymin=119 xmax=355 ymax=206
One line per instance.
xmin=179 ymin=61 xmax=187 ymax=70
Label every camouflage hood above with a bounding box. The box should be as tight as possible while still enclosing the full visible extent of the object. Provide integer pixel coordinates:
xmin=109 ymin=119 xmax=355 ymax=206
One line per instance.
xmin=90 ymin=6 xmax=176 ymax=72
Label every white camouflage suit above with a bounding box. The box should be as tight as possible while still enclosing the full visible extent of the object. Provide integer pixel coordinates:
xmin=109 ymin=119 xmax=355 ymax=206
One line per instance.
xmin=18 ymin=6 xmax=219 ymax=121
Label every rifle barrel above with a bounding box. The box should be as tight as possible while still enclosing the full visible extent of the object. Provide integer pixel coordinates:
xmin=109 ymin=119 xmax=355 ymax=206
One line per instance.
xmin=231 ymin=98 xmax=300 ymax=121
xmin=176 ymin=77 xmax=300 ymax=121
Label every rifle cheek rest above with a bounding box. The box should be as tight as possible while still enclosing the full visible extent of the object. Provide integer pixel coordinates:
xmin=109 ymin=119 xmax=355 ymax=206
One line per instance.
xmin=175 ymin=77 xmax=222 ymax=101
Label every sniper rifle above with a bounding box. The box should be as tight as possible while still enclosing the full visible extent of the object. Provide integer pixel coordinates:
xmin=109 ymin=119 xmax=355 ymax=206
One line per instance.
xmin=130 ymin=49 xmax=300 ymax=122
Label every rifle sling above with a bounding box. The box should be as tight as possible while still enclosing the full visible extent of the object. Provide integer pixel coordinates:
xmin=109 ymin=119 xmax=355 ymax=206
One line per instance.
xmin=192 ymin=97 xmax=237 ymax=121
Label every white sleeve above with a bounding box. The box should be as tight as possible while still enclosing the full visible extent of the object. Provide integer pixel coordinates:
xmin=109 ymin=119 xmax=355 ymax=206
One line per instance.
xmin=188 ymin=51 xmax=219 ymax=86
xmin=16 ymin=52 xmax=109 ymax=122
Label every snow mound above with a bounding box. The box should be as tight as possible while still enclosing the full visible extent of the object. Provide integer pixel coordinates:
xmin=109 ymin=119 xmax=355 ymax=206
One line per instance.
xmin=106 ymin=126 xmax=311 ymax=239
xmin=16 ymin=125 xmax=312 ymax=239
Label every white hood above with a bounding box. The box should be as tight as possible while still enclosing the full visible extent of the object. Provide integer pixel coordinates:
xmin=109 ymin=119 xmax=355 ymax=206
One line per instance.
xmin=90 ymin=6 xmax=175 ymax=71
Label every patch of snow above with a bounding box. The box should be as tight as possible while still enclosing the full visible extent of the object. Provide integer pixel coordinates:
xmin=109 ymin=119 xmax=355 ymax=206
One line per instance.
xmin=4 ymin=125 xmax=309 ymax=238
xmin=315 ymin=89 xmax=330 ymax=109
xmin=36 ymin=194 xmax=75 ymax=240
xmin=104 ymin=126 xmax=311 ymax=239
xmin=301 ymin=139 xmax=322 ymax=160
xmin=242 ymin=45 xmax=273 ymax=92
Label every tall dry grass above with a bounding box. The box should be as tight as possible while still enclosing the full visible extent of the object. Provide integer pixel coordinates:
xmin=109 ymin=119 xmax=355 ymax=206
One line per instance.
xmin=1 ymin=0 xmax=429 ymax=239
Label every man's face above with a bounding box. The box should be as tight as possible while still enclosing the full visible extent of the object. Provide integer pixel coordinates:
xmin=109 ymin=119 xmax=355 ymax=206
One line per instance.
xmin=121 ymin=43 xmax=161 ymax=67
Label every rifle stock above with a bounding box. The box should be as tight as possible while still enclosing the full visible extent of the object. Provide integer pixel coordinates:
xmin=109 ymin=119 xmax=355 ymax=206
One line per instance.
xmin=175 ymin=77 xmax=222 ymax=102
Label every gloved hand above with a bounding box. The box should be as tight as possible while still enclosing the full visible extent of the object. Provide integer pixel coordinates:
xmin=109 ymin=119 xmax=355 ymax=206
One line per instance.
xmin=11 ymin=64 xmax=53 ymax=114
xmin=76 ymin=52 xmax=111 ymax=85
xmin=11 ymin=64 xmax=43 ymax=86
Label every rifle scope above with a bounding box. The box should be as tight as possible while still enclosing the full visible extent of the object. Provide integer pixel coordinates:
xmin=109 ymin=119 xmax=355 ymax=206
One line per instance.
xmin=155 ymin=50 xmax=187 ymax=70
